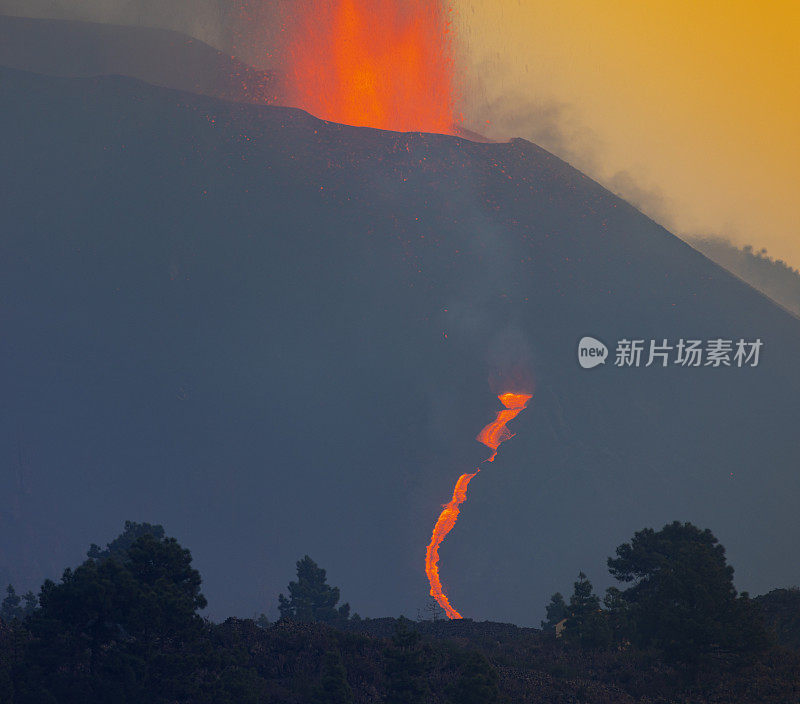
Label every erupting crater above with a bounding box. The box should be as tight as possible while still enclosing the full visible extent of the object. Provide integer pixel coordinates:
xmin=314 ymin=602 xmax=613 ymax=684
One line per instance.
xmin=284 ymin=0 xmax=458 ymax=133
xmin=425 ymin=392 xmax=532 ymax=619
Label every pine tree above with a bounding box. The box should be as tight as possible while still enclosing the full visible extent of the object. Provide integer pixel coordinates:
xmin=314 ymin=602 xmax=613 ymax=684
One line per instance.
xmin=87 ymin=520 xmax=165 ymax=561
xmin=312 ymin=650 xmax=354 ymax=704
xmin=608 ymin=521 xmax=768 ymax=659
xmin=21 ymin=591 xmax=37 ymax=617
xmin=383 ymin=617 xmax=430 ymax=704
xmin=0 ymin=585 xmax=21 ymax=621
xmin=0 ymin=586 xmax=31 ymax=621
xmin=34 ymin=531 xmax=207 ymax=651
xmin=568 ymin=572 xmax=599 ymax=623
xmin=446 ymin=650 xmax=500 ymax=704
xmin=278 ymin=556 xmax=349 ymax=623
xmin=541 ymin=592 xmax=568 ymax=630
xmin=564 ymin=572 xmax=610 ymax=648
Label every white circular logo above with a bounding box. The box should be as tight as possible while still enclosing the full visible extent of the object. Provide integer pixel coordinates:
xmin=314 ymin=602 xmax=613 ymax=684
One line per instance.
xmin=578 ymin=336 xmax=608 ymax=369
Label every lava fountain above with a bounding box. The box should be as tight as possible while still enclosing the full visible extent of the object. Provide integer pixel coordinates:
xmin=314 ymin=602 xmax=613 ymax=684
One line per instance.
xmin=284 ymin=0 xmax=459 ymax=133
xmin=425 ymin=392 xmax=533 ymax=619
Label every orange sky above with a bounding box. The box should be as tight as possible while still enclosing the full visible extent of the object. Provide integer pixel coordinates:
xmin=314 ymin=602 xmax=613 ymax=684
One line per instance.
xmin=454 ymin=0 xmax=800 ymax=267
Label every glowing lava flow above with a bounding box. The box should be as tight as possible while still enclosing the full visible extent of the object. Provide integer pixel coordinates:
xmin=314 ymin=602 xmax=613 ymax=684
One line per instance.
xmin=425 ymin=392 xmax=532 ymax=619
xmin=477 ymin=392 xmax=533 ymax=463
xmin=424 ymin=470 xmax=479 ymax=619
xmin=284 ymin=0 xmax=458 ymax=133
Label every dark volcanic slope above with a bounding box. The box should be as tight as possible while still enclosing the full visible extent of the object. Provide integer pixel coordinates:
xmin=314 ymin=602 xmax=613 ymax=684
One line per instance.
xmin=1 ymin=67 xmax=799 ymax=624
xmin=0 ymin=14 xmax=278 ymax=104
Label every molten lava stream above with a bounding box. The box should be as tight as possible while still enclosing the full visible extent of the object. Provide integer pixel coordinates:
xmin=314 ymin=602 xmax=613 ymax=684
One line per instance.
xmin=425 ymin=392 xmax=532 ymax=619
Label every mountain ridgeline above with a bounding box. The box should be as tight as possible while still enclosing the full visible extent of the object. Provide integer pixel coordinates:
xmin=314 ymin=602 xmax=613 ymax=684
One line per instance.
xmin=1 ymin=60 xmax=799 ymax=627
xmin=688 ymin=236 xmax=800 ymax=318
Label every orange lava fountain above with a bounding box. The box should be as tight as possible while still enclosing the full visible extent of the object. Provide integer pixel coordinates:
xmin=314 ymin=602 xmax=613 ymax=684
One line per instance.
xmin=284 ymin=0 xmax=458 ymax=133
xmin=425 ymin=392 xmax=532 ymax=619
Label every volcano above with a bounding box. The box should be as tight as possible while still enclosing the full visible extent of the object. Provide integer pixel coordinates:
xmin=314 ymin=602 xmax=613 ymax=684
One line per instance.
xmin=1 ymin=64 xmax=799 ymax=625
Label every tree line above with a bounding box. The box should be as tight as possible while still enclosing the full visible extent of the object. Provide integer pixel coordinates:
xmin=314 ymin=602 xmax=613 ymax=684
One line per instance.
xmin=540 ymin=521 xmax=769 ymax=660
xmin=0 ymin=519 xmax=797 ymax=702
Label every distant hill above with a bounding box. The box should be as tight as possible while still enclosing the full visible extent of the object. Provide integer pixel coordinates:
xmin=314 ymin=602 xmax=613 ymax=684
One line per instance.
xmin=1 ymin=66 xmax=799 ymax=624
xmin=688 ymin=236 xmax=800 ymax=318
xmin=0 ymin=14 xmax=278 ymax=104
xmin=0 ymin=14 xmax=491 ymax=140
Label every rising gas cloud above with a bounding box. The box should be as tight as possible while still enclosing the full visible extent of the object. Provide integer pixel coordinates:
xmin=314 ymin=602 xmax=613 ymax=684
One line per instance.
xmin=425 ymin=392 xmax=532 ymax=619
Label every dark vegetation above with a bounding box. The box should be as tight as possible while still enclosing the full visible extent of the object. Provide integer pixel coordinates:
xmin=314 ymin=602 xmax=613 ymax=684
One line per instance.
xmin=1 ymin=521 xmax=799 ymax=703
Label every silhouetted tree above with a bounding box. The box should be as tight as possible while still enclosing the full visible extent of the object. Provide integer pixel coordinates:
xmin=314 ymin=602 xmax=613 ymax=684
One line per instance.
xmin=569 ymin=573 xmax=599 ymax=617
xmin=21 ymin=592 xmax=36 ymax=618
xmin=34 ymin=532 xmax=206 ymax=649
xmin=564 ymin=572 xmax=610 ymax=648
xmin=0 ymin=586 xmax=36 ymax=622
xmin=602 ymin=585 xmax=632 ymax=642
xmin=446 ymin=650 xmax=500 ymax=704
xmin=383 ymin=617 xmax=430 ymax=704
xmin=0 ymin=585 xmax=21 ymax=622
xmin=418 ymin=598 xmax=446 ymax=622
xmin=278 ymin=555 xmax=349 ymax=623
xmin=311 ymin=650 xmax=354 ymax=704
xmin=541 ymin=592 xmax=568 ymax=630
xmin=608 ymin=521 xmax=768 ymax=659
xmin=8 ymin=526 xmax=210 ymax=702
xmin=87 ymin=520 xmax=165 ymax=561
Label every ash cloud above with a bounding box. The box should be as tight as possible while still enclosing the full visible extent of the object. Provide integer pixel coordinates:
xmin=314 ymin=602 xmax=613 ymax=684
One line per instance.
xmin=459 ymin=68 xmax=799 ymax=316
xmin=463 ymin=85 xmax=600 ymax=177
xmin=605 ymin=169 xmax=677 ymax=230
xmin=460 ymin=62 xmax=682 ymax=236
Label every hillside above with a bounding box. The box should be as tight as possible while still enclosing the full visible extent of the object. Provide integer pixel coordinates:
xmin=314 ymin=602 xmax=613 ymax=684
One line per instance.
xmin=4 ymin=613 xmax=800 ymax=703
xmin=0 ymin=14 xmax=278 ymax=103
xmin=689 ymin=236 xmax=800 ymax=318
xmin=1 ymin=66 xmax=799 ymax=625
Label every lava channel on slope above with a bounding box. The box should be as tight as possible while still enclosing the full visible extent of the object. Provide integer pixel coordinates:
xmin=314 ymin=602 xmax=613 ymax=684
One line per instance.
xmin=425 ymin=392 xmax=532 ymax=619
